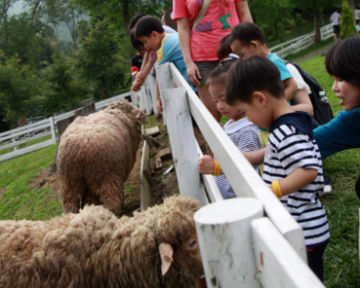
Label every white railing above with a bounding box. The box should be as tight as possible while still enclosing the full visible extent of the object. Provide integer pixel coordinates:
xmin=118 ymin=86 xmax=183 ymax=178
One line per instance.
xmin=0 ymin=92 xmax=132 ymax=162
xmin=270 ymin=23 xmax=333 ymax=58
xmin=156 ymin=63 xmax=325 ymax=288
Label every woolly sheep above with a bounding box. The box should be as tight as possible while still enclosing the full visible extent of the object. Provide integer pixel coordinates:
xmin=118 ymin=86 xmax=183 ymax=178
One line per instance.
xmin=0 ymin=195 xmax=203 ymax=288
xmin=56 ymin=99 xmax=146 ymax=215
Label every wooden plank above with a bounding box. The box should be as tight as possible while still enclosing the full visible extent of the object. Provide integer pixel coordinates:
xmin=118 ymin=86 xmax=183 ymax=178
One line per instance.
xmin=140 ymin=140 xmax=152 ymax=211
xmin=195 ymin=198 xmax=263 ymax=288
xmin=144 ymin=126 xmax=160 ymax=137
xmin=0 ymin=122 xmax=51 ymax=143
xmin=159 ymin=86 xmax=208 ymax=205
xmin=168 ymin=63 xmax=307 ymax=261
xmin=0 ymin=131 xmax=51 ymax=151
xmin=252 ymin=218 xmax=325 ymax=288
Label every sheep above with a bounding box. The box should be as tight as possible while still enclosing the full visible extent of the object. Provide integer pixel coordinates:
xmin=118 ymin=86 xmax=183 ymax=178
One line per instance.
xmin=56 ymin=99 xmax=146 ymax=215
xmin=0 ymin=195 xmax=203 ymax=288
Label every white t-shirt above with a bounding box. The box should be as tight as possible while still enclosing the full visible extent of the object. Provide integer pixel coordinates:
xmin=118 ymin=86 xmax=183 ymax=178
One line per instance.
xmin=330 ymin=11 xmax=340 ymax=25
xmin=286 ymin=63 xmax=311 ymax=94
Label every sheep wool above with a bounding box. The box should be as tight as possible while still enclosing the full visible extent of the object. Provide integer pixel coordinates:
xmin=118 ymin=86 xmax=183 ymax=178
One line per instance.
xmin=56 ymin=99 xmax=146 ymax=215
xmin=0 ymin=195 xmax=203 ymax=288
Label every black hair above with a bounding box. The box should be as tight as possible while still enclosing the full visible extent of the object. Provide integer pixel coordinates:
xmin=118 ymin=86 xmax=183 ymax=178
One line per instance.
xmin=226 ymin=55 xmax=284 ymax=104
xmin=135 ymin=15 xmax=164 ymax=38
xmin=216 ymin=34 xmax=232 ymax=60
xmin=128 ymin=13 xmax=145 ymax=30
xmin=325 ymin=36 xmax=360 ymax=88
xmin=230 ymin=23 xmax=265 ymax=46
xmin=207 ymin=58 xmax=237 ymax=86
xmin=130 ymin=29 xmax=144 ymax=50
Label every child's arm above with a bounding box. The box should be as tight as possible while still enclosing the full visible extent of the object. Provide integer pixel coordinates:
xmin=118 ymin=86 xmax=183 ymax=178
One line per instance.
xmin=272 ymin=167 xmax=318 ymax=197
xmin=242 ymin=148 xmax=265 ymax=165
xmin=198 ymin=155 xmax=223 ymax=175
xmin=291 ymin=88 xmax=314 ymax=116
xmin=236 ymin=1 xmax=253 ymax=23
xmin=155 ymin=79 xmax=162 ymax=119
xmin=283 ymin=77 xmax=297 ymax=101
xmin=131 ymin=50 xmax=157 ymax=91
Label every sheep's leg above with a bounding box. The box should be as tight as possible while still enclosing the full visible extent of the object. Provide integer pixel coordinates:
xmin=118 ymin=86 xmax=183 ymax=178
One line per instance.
xmin=61 ymin=180 xmax=85 ymax=213
xmin=96 ymin=178 xmax=124 ymax=215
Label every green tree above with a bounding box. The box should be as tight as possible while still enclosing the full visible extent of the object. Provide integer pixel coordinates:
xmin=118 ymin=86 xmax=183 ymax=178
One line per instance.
xmin=76 ymin=19 xmax=130 ymax=100
xmin=0 ymin=56 xmax=39 ymax=127
xmin=39 ymin=50 xmax=90 ymax=116
xmin=340 ymin=0 xmax=358 ymax=39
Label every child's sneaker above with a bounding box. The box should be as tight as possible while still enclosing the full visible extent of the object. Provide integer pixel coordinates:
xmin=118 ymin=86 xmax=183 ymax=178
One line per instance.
xmin=319 ymin=176 xmax=332 ymax=197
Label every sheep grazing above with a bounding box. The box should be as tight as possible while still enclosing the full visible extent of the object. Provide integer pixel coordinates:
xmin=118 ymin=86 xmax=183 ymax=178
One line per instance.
xmin=0 ymin=195 xmax=203 ymax=288
xmin=56 ymin=99 xmax=146 ymax=215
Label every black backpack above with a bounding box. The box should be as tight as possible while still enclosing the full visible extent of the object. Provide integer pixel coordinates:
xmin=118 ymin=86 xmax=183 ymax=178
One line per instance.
xmin=286 ymin=62 xmax=333 ymax=126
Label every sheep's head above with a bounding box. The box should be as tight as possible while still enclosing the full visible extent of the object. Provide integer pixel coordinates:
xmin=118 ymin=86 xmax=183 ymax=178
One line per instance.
xmin=153 ymin=195 xmax=204 ymax=281
xmin=106 ymin=99 xmax=146 ymax=125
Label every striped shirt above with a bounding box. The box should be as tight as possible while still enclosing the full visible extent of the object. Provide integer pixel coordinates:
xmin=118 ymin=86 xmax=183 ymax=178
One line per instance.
xmin=215 ymin=117 xmax=261 ymax=199
xmin=263 ymin=113 xmax=330 ymax=247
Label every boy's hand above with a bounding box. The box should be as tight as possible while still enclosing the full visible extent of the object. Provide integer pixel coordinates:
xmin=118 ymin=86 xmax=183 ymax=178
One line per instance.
xmin=198 ymin=155 xmax=215 ymax=174
xmin=131 ymin=73 xmax=146 ymax=91
xmin=156 ymin=98 xmax=163 ymax=120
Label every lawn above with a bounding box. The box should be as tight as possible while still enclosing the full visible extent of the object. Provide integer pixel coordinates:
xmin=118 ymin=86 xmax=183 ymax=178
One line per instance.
xmin=0 ymin=55 xmax=358 ymax=287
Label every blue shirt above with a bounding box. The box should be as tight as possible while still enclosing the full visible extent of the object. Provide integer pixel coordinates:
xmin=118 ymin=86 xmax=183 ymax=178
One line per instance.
xmin=157 ymin=33 xmax=194 ymax=90
xmin=267 ymin=53 xmax=293 ymax=81
xmin=314 ymin=108 xmax=360 ymax=159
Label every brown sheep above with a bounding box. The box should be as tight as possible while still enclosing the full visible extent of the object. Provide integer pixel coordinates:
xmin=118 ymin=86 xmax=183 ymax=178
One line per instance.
xmin=56 ymin=99 xmax=146 ymax=215
xmin=0 ymin=195 xmax=203 ymax=288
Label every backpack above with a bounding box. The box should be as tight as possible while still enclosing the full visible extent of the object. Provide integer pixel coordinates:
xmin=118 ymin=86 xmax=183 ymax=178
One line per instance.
xmin=286 ymin=62 xmax=333 ymax=126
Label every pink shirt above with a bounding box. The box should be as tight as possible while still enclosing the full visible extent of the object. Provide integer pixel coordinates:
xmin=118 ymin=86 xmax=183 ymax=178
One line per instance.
xmin=173 ymin=0 xmax=243 ymax=61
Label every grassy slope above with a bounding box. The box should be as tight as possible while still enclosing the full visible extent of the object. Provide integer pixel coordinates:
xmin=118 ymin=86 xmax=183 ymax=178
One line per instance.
xmin=300 ymin=57 xmax=360 ymax=288
xmin=0 ymin=56 xmax=359 ymax=287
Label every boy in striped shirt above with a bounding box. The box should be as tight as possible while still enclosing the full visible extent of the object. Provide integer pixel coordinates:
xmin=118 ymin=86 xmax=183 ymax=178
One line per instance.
xmin=225 ymin=55 xmax=330 ymax=281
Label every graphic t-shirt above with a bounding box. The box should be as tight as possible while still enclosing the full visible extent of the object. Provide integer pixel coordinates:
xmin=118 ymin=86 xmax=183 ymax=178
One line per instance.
xmin=173 ymin=0 xmax=244 ymax=61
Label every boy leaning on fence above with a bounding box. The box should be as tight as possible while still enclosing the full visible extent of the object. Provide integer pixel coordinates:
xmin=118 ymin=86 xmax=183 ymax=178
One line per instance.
xmin=226 ymin=56 xmax=330 ymax=282
xmin=135 ymin=15 xmax=194 ymax=117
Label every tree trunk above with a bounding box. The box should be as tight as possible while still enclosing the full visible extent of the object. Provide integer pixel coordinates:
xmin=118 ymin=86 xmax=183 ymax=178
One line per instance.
xmin=123 ymin=0 xmax=129 ymax=32
xmin=349 ymin=0 xmax=355 ymax=10
xmin=314 ymin=10 xmax=321 ymax=43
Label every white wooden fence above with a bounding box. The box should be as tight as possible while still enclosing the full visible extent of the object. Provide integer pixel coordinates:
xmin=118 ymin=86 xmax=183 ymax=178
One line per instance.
xmin=156 ymin=62 xmax=325 ymax=288
xmin=270 ymin=24 xmax=333 ymax=58
xmin=0 ymin=92 xmax=131 ymax=162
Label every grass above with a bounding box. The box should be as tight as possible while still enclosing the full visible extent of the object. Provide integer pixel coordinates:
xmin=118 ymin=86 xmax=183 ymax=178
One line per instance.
xmin=300 ymin=56 xmax=360 ymax=287
xmin=0 ymin=55 xmax=358 ymax=286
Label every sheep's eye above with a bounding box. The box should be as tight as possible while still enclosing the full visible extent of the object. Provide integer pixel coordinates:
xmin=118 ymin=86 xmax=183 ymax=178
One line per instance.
xmin=187 ymin=239 xmax=198 ymax=249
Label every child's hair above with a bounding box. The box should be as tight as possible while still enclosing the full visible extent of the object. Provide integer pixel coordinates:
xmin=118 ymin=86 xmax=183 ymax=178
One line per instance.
xmin=206 ymin=58 xmax=237 ymax=87
xmin=216 ymin=34 xmax=232 ymax=60
xmin=226 ymin=55 xmax=284 ymax=104
xmin=135 ymin=16 xmax=165 ymax=38
xmin=130 ymin=29 xmax=144 ymax=50
xmin=230 ymin=23 xmax=265 ymax=46
xmin=128 ymin=13 xmax=145 ymax=30
xmin=325 ymin=36 xmax=360 ymax=88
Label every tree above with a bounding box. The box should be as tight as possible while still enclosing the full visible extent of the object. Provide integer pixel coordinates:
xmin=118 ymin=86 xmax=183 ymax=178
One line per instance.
xmin=0 ymin=0 xmax=19 ymax=54
xmin=340 ymin=0 xmax=358 ymax=39
xmin=290 ymin=0 xmax=340 ymax=43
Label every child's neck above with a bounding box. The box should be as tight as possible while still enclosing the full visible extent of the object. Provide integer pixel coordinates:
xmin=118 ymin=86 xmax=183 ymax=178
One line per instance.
xmin=271 ymin=97 xmax=294 ymax=122
xmin=258 ymin=44 xmax=270 ymax=57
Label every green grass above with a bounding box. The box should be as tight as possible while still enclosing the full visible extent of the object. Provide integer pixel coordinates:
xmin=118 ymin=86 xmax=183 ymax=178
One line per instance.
xmin=300 ymin=56 xmax=360 ymax=287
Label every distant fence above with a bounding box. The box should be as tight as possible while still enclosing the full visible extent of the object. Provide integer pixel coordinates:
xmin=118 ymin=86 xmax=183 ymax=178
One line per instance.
xmin=270 ymin=23 xmax=333 ymax=58
xmin=155 ymin=62 xmax=325 ymax=288
xmin=0 ymin=92 xmax=131 ymax=162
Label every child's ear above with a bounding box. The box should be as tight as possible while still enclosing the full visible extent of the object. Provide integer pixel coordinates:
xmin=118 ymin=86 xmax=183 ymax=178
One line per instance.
xmin=252 ymin=91 xmax=267 ymax=107
xmin=249 ymin=40 xmax=259 ymax=49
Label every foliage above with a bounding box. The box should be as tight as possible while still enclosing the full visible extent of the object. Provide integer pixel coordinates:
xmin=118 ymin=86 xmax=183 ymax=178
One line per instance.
xmin=76 ymin=19 xmax=130 ymax=100
xmin=0 ymin=56 xmax=39 ymax=126
xmin=39 ymin=49 xmax=90 ymax=116
xmin=340 ymin=0 xmax=358 ymax=39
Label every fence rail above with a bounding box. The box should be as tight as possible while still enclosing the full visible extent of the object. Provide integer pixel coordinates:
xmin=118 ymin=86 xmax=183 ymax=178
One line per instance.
xmin=0 ymin=92 xmax=132 ymax=162
xmin=156 ymin=62 xmax=325 ymax=288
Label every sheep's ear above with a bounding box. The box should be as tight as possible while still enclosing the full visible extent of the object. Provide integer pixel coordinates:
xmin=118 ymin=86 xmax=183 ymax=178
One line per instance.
xmin=159 ymin=242 xmax=174 ymax=276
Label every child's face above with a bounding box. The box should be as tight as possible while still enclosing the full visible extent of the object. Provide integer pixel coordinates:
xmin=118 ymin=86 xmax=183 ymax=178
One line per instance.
xmin=209 ymin=82 xmax=245 ymax=120
xmin=138 ymin=32 xmax=161 ymax=51
xmin=232 ymin=96 xmax=272 ymax=129
xmin=332 ymin=77 xmax=360 ymax=110
xmin=231 ymin=40 xmax=258 ymax=59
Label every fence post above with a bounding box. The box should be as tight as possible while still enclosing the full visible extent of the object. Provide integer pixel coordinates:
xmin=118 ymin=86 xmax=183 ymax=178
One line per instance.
xmin=161 ymin=87 xmax=208 ymax=205
xmin=49 ymin=117 xmax=56 ymax=144
xmin=195 ymin=198 xmax=263 ymax=288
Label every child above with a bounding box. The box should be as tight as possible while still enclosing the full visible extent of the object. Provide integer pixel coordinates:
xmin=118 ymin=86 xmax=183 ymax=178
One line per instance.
xmin=198 ymin=59 xmax=261 ymax=199
xmin=129 ymin=29 xmax=146 ymax=77
xmin=229 ymin=22 xmax=297 ymax=102
xmin=226 ymin=56 xmax=330 ymax=281
xmin=135 ymin=15 xmax=194 ymax=115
